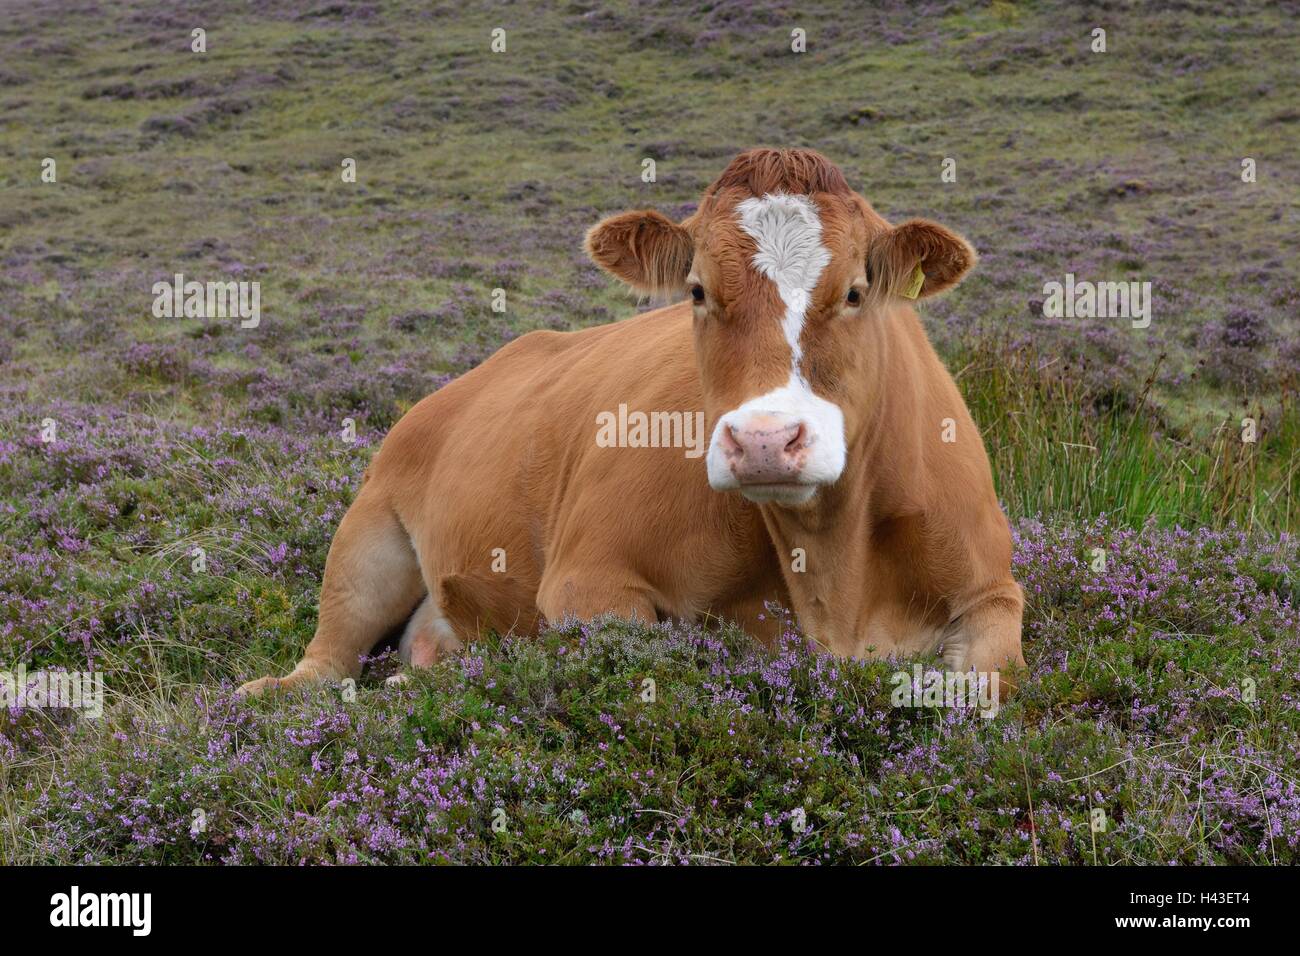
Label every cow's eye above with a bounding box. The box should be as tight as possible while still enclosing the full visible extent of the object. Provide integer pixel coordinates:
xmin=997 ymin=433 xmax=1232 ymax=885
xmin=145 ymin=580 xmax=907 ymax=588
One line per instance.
xmin=845 ymin=287 xmax=862 ymax=306
xmin=690 ymin=284 xmax=706 ymax=304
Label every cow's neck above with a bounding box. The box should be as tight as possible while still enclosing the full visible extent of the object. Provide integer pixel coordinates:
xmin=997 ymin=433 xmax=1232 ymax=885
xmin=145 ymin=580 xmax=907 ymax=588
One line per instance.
xmin=757 ymin=335 xmax=903 ymax=656
xmin=757 ymin=436 xmax=883 ymax=655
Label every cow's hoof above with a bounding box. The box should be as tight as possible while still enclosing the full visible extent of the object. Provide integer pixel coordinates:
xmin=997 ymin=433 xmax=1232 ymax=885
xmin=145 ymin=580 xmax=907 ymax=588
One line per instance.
xmin=236 ymin=661 xmax=339 ymax=697
xmin=235 ymin=675 xmax=284 ymax=697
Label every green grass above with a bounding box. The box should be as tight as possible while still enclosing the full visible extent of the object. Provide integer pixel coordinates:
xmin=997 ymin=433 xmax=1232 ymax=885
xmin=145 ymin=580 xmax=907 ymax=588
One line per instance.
xmin=959 ymin=338 xmax=1299 ymax=529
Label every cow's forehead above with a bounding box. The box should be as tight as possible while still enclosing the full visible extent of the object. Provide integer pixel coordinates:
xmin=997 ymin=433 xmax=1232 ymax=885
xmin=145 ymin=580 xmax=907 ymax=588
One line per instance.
xmin=735 ymin=194 xmax=832 ymax=294
xmin=698 ymin=191 xmax=859 ymax=289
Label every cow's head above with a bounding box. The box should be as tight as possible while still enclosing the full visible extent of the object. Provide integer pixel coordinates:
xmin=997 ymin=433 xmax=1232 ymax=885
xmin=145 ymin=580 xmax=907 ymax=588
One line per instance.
xmin=586 ymin=148 xmax=975 ymax=506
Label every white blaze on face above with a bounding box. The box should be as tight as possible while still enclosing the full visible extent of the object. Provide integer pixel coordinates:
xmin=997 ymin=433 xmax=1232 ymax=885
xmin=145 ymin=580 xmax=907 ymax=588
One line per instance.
xmin=706 ymin=193 xmax=848 ymax=503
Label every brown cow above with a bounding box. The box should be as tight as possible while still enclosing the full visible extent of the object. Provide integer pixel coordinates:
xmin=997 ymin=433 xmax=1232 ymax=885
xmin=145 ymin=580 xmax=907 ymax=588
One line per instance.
xmin=237 ymin=148 xmax=1025 ymax=698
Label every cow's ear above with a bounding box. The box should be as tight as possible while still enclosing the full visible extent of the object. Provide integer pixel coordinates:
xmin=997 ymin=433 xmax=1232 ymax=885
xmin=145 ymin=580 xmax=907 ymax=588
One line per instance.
xmin=585 ymin=210 xmax=694 ymax=298
xmin=865 ymin=218 xmax=976 ymax=302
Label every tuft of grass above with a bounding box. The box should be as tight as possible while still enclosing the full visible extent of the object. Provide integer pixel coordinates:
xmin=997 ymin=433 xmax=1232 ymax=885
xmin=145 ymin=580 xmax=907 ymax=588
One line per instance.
xmin=958 ymin=337 xmax=1298 ymax=531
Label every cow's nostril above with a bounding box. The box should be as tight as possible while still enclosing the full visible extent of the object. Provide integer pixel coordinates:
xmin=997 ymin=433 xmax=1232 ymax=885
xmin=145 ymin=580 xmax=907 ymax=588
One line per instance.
xmin=785 ymin=424 xmax=807 ymax=454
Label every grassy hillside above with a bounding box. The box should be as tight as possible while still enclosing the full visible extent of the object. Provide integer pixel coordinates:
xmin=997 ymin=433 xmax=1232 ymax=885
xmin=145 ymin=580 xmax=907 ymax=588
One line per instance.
xmin=1 ymin=0 xmax=1298 ymax=863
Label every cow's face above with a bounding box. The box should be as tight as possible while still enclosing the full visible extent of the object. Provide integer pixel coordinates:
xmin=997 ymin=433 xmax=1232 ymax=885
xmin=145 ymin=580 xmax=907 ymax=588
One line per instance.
xmin=586 ymin=149 xmax=975 ymax=507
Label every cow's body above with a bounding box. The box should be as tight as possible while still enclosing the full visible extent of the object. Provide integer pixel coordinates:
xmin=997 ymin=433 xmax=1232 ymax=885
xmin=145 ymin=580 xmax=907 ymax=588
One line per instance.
xmin=384 ymin=307 xmax=786 ymax=646
xmin=238 ymin=148 xmax=1025 ymax=697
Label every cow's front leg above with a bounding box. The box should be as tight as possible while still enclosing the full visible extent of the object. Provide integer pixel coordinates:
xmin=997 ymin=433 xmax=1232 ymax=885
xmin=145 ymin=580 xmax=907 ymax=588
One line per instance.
xmin=536 ymin=565 xmax=659 ymax=626
xmin=940 ymin=584 xmax=1026 ymax=699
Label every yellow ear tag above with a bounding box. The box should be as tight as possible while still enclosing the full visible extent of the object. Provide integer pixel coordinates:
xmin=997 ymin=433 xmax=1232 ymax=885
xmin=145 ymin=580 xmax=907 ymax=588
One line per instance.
xmin=901 ymin=262 xmax=925 ymax=299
